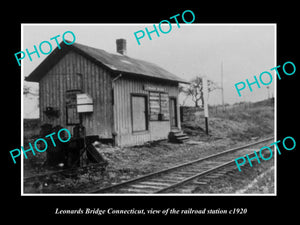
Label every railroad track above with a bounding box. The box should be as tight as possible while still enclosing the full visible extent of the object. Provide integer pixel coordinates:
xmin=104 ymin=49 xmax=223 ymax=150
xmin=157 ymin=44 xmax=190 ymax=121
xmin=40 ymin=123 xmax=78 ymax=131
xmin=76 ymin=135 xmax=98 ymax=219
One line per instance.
xmin=92 ymin=137 xmax=274 ymax=194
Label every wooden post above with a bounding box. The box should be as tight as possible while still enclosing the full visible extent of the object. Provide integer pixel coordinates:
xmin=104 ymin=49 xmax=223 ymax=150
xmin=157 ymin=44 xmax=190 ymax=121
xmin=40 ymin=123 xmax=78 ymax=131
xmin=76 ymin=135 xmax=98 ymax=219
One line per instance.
xmin=203 ymin=76 xmax=209 ymax=135
xmin=79 ymin=113 xmax=87 ymax=167
xmin=221 ymin=61 xmax=225 ymax=111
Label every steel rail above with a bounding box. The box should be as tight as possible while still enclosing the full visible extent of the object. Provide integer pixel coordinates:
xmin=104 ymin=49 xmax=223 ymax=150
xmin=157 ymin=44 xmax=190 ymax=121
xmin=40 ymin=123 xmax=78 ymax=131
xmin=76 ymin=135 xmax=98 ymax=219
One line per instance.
xmin=155 ymin=150 xmax=261 ymax=193
xmin=92 ymin=137 xmax=274 ymax=193
xmin=156 ymin=146 xmax=275 ymax=193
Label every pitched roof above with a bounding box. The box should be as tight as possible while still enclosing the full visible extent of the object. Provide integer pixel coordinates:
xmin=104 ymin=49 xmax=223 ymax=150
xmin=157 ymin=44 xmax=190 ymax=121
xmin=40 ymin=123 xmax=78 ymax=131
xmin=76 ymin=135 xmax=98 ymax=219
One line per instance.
xmin=25 ymin=41 xmax=188 ymax=84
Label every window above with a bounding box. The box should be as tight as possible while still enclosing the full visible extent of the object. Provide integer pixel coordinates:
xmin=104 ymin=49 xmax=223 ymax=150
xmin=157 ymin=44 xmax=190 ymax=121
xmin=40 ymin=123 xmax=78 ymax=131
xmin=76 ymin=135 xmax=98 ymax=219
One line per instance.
xmin=66 ymin=90 xmax=81 ymax=125
xmin=149 ymin=92 xmax=170 ymax=121
xmin=65 ymin=73 xmax=83 ymax=125
xmin=131 ymin=95 xmax=148 ymax=132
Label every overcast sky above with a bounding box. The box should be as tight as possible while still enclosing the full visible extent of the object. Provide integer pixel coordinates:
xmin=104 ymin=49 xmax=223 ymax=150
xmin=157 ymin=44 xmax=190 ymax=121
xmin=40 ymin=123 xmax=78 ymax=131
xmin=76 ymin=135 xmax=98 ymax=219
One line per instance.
xmin=22 ymin=24 xmax=275 ymax=118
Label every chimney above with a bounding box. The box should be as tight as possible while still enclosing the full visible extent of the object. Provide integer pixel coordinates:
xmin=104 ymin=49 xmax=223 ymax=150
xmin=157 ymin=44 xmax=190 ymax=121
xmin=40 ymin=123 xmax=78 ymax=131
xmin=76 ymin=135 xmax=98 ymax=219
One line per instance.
xmin=116 ymin=38 xmax=127 ymax=55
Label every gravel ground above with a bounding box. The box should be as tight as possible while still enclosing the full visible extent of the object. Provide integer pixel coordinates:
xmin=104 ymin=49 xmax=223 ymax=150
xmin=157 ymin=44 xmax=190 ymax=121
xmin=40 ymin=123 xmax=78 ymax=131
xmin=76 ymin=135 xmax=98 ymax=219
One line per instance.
xmin=23 ymin=136 xmax=274 ymax=194
xmin=192 ymin=157 xmax=275 ymax=194
xmin=23 ymin=100 xmax=274 ymax=194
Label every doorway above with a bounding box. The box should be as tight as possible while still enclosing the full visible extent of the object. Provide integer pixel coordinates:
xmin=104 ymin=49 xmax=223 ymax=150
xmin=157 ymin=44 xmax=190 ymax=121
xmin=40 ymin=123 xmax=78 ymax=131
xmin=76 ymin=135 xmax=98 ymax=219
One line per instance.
xmin=169 ymin=97 xmax=177 ymax=128
xmin=131 ymin=94 xmax=148 ymax=132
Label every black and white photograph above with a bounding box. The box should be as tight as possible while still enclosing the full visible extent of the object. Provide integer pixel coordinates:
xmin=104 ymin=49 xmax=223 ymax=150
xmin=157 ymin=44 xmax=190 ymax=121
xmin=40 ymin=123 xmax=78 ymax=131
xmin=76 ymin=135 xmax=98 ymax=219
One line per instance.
xmin=3 ymin=4 xmax=299 ymax=221
xmin=21 ymin=24 xmax=276 ymax=195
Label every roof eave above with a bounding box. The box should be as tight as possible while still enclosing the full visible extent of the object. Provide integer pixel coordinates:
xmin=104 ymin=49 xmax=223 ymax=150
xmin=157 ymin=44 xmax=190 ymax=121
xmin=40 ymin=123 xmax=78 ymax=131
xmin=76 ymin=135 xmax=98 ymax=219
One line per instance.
xmin=25 ymin=42 xmax=72 ymax=82
xmin=112 ymin=70 xmax=189 ymax=84
xmin=25 ymin=41 xmax=190 ymax=85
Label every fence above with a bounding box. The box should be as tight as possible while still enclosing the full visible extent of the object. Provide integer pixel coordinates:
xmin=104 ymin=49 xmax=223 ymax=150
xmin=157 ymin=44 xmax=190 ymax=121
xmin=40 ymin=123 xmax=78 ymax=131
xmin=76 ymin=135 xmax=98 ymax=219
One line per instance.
xmin=180 ymin=98 xmax=274 ymax=122
xmin=208 ymin=103 xmax=252 ymax=117
xmin=180 ymin=106 xmax=204 ymax=122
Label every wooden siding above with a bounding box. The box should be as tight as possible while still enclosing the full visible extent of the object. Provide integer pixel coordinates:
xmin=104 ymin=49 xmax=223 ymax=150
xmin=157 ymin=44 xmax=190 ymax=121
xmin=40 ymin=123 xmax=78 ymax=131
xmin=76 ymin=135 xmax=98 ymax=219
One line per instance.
xmin=39 ymin=50 xmax=113 ymax=138
xmin=113 ymin=76 xmax=180 ymax=146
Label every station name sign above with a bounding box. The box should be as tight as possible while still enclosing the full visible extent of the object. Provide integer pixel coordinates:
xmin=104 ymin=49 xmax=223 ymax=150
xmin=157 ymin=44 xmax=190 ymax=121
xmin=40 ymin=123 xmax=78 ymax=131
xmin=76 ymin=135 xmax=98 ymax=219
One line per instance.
xmin=76 ymin=93 xmax=93 ymax=113
xmin=144 ymin=85 xmax=167 ymax=92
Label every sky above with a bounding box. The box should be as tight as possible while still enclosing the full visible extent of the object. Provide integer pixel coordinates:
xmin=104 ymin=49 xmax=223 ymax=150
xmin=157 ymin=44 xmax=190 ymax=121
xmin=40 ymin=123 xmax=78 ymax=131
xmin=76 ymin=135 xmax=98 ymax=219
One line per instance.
xmin=22 ymin=24 xmax=276 ymax=118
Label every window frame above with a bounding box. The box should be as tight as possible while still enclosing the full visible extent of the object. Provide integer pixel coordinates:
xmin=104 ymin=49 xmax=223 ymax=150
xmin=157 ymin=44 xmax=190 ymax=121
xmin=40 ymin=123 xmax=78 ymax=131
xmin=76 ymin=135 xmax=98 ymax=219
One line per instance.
xmin=65 ymin=89 xmax=82 ymax=125
xmin=149 ymin=91 xmax=170 ymax=121
xmin=130 ymin=93 xmax=149 ymax=133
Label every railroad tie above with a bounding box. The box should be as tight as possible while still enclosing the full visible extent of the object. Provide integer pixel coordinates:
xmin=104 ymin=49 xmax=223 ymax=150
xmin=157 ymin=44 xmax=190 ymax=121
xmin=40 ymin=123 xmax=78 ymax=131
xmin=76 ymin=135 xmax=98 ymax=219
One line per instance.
xmin=92 ymin=137 xmax=274 ymax=194
xmin=172 ymin=171 xmax=197 ymax=176
xmin=149 ymin=178 xmax=183 ymax=183
xmin=204 ymin=174 xmax=222 ymax=179
xmin=117 ymin=188 xmax=152 ymax=194
xmin=213 ymin=171 xmax=228 ymax=176
xmin=138 ymin=181 xmax=171 ymax=187
xmin=128 ymin=184 xmax=162 ymax=190
xmin=192 ymin=181 xmax=207 ymax=185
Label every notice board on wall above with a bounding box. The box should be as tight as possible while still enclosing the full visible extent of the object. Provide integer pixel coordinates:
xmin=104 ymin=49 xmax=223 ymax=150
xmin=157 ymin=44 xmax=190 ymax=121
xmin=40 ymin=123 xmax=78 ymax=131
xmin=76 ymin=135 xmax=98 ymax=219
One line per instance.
xmin=149 ymin=92 xmax=170 ymax=121
xmin=65 ymin=90 xmax=81 ymax=125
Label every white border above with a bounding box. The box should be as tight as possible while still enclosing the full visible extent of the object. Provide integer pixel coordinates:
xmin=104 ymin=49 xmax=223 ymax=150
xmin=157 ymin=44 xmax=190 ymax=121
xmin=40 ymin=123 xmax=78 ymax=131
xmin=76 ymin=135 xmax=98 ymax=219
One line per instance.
xmin=21 ymin=24 xmax=24 ymax=195
xmin=274 ymin=24 xmax=277 ymax=196
xmin=21 ymin=23 xmax=277 ymax=196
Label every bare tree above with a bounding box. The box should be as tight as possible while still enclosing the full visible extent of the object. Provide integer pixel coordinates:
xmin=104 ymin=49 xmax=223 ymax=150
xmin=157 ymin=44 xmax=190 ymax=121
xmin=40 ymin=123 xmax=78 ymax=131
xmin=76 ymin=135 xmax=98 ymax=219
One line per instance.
xmin=180 ymin=76 xmax=219 ymax=107
xmin=23 ymin=85 xmax=31 ymax=95
xmin=23 ymin=82 xmax=38 ymax=96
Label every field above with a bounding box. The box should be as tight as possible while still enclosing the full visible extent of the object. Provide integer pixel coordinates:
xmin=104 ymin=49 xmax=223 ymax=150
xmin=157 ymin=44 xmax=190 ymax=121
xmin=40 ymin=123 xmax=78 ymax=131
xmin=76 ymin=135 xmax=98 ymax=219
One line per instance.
xmin=182 ymin=99 xmax=274 ymax=142
xmin=23 ymin=98 xmax=275 ymax=194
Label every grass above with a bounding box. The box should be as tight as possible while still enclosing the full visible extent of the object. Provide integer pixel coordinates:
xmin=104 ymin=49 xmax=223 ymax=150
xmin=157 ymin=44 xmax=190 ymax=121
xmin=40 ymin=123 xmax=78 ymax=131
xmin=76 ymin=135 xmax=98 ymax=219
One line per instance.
xmin=192 ymin=158 xmax=275 ymax=194
xmin=237 ymin=166 xmax=275 ymax=194
xmin=182 ymin=104 xmax=274 ymax=142
xmin=23 ymin=99 xmax=275 ymax=193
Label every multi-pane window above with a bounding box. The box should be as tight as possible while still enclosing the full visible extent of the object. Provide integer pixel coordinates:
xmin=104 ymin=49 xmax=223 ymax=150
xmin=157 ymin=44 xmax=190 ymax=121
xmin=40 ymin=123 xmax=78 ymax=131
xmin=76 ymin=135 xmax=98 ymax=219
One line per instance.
xmin=149 ymin=92 xmax=170 ymax=121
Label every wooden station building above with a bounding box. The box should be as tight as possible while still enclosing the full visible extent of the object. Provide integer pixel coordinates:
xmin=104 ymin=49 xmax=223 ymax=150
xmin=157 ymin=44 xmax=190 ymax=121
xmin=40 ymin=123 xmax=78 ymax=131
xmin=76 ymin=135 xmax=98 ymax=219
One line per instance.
xmin=26 ymin=39 xmax=188 ymax=147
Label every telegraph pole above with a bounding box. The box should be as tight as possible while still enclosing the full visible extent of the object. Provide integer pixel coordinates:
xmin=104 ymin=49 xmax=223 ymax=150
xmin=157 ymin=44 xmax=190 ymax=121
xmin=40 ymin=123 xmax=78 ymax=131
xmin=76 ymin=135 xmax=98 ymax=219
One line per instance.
xmin=203 ymin=76 xmax=209 ymax=135
xmin=221 ymin=61 xmax=225 ymax=111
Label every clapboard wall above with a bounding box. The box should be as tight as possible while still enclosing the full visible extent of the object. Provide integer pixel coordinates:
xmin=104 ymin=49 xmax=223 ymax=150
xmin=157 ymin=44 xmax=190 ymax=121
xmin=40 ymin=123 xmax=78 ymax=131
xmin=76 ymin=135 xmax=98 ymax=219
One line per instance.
xmin=37 ymin=49 xmax=181 ymax=146
xmin=113 ymin=76 xmax=180 ymax=146
xmin=39 ymin=50 xmax=113 ymax=138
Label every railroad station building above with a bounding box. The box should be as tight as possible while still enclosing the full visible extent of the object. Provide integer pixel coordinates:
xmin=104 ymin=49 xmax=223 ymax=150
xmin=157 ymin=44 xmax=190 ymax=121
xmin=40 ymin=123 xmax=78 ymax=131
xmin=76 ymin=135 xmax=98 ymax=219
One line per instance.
xmin=26 ymin=39 xmax=188 ymax=147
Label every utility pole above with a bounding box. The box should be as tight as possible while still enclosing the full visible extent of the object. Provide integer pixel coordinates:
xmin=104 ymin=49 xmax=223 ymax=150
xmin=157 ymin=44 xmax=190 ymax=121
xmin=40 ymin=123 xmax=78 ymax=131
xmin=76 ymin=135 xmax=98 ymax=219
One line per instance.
xmin=221 ymin=61 xmax=225 ymax=111
xmin=203 ymin=76 xmax=209 ymax=135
